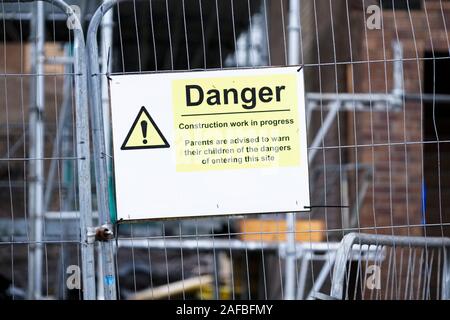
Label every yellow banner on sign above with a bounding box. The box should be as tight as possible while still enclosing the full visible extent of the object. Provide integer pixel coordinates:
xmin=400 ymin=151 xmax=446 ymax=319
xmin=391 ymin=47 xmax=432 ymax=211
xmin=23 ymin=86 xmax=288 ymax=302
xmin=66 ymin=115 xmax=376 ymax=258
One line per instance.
xmin=172 ymin=73 xmax=301 ymax=172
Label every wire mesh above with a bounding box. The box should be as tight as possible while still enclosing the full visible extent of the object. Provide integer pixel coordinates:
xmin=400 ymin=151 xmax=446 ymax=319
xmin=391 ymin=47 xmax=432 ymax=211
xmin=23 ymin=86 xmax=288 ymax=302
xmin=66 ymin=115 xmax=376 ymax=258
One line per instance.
xmin=1 ymin=0 xmax=450 ymax=300
xmin=0 ymin=0 xmax=91 ymax=300
xmin=330 ymin=233 xmax=450 ymax=300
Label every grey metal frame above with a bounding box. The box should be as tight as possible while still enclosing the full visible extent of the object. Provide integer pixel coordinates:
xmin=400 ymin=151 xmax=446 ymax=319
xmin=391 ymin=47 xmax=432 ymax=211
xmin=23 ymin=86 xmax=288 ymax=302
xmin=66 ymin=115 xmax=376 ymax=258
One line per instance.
xmin=86 ymin=0 xmax=122 ymax=301
xmin=27 ymin=0 xmax=45 ymax=300
xmin=330 ymin=232 xmax=450 ymax=300
xmin=284 ymin=0 xmax=301 ymax=301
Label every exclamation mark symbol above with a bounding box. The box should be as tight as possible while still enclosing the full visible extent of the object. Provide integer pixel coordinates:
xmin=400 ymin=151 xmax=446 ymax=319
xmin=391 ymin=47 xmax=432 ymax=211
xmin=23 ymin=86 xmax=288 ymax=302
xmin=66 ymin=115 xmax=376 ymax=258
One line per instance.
xmin=141 ymin=120 xmax=148 ymax=144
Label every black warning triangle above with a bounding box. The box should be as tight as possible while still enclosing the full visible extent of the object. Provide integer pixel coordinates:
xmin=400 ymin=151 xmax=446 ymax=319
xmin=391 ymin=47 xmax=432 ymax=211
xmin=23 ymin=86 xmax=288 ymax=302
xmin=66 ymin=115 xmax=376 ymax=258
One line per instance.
xmin=121 ymin=106 xmax=170 ymax=150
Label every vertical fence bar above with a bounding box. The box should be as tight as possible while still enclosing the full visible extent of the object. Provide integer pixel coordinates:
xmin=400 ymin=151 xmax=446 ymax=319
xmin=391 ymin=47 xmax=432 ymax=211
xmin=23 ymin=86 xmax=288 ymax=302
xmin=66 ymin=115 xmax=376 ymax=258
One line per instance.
xmin=26 ymin=0 xmax=45 ymax=300
xmin=96 ymin=0 xmax=114 ymax=300
xmin=86 ymin=0 xmax=121 ymax=300
xmin=284 ymin=0 xmax=300 ymax=300
xmin=33 ymin=1 xmax=45 ymax=299
xmin=73 ymin=11 xmax=97 ymax=301
xmin=26 ymin=4 xmax=37 ymax=299
xmin=101 ymin=0 xmax=113 ymax=161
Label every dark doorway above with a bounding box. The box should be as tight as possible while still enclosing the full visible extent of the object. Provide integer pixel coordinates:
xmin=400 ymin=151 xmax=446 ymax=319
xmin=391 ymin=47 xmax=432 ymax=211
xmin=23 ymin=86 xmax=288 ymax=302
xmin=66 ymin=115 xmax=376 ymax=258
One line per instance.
xmin=421 ymin=51 xmax=450 ymax=300
xmin=423 ymin=52 xmax=450 ymax=237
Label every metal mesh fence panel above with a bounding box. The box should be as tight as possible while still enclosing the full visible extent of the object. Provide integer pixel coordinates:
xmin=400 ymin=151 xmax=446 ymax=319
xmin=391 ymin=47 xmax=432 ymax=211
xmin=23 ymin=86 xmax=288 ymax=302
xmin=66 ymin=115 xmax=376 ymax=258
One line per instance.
xmin=1 ymin=0 xmax=450 ymax=300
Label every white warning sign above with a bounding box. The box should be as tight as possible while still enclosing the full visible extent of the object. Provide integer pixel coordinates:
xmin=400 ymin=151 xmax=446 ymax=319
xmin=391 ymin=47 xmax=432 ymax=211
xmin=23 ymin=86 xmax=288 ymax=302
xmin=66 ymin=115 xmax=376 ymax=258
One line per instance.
xmin=109 ymin=66 xmax=310 ymax=220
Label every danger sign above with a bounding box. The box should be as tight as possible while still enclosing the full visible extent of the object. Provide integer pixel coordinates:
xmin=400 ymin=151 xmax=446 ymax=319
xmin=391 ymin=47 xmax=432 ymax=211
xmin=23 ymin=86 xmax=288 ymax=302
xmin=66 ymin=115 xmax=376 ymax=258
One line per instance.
xmin=172 ymin=73 xmax=301 ymax=172
xmin=109 ymin=66 xmax=310 ymax=220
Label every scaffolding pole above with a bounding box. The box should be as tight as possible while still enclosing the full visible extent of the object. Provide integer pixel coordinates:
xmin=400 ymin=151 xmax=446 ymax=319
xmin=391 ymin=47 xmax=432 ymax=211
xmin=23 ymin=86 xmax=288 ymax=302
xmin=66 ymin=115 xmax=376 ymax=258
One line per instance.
xmin=27 ymin=1 xmax=45 ymax=300
xmin=285 ymin=0 xmax=301 ymax=301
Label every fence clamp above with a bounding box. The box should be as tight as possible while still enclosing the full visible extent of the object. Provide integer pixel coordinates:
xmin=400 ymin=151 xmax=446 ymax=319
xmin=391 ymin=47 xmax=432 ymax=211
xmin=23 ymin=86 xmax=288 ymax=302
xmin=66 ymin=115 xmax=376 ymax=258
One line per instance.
xmin=86 ymin=225 xmax=114 ymax=243
xmin=94 ymin=224 xmax=114 ymax=242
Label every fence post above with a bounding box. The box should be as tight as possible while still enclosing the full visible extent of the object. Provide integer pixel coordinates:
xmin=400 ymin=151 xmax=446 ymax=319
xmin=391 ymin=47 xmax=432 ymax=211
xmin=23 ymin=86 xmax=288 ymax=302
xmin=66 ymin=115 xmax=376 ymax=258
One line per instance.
xmin=86 ymin=0 xmax=123 ymax=300
xmin=26 ymin=0 xmax=45 ymax=300
xmin=284 ymin=0 xmax=301 ymax=300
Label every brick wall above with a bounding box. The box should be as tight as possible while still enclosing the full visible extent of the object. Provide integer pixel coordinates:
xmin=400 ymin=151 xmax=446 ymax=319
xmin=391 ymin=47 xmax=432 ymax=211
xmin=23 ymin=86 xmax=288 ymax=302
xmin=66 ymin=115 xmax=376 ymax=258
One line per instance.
xmin=268 ymin=0 xmax=450 ymax=238
xmin=350 ymin=0 xmax=450 ymax=237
